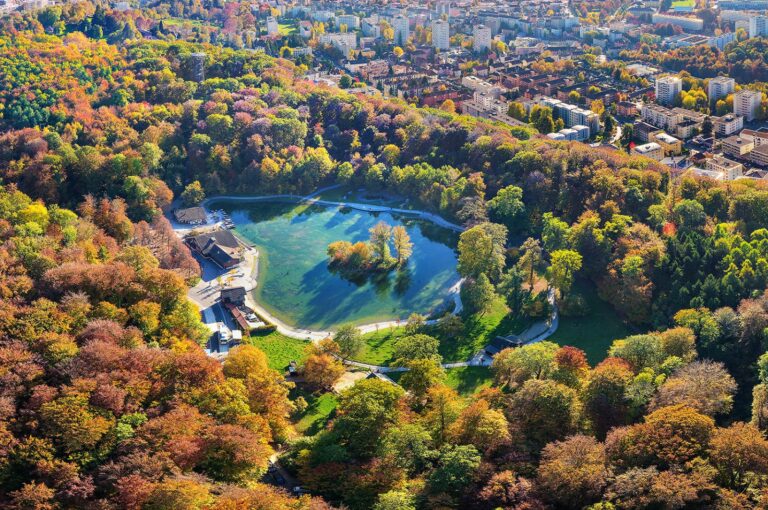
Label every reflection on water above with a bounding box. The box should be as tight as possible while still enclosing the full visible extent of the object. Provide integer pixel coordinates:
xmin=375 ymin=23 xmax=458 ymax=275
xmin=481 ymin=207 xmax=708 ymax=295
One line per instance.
xmin=212 ymin=200 xmax=460 ymax=330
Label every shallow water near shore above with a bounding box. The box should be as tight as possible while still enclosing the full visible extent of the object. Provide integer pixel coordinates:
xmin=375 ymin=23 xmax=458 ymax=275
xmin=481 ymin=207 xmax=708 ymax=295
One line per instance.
xmin=212 ymin=200 xmax=460 ymax=330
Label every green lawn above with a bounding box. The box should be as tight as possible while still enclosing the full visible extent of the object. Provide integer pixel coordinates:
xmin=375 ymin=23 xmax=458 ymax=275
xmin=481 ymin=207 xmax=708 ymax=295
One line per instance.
xmin=440 ymin=297 xmax=530 ymax=362
xmin=548 ymin=279 xmax=634 ymax=366
xmin=355 ymin=326 xmax=403 ymax=365
xmin=352 ymin=297 xmax=532 ymax=366
xmin=249 ymin=331 xmax=309 ymax=372
xmin=279 ymin=22 xmax=297 ymax=35
xmin=294 ymin=392 xmax=337 ymax=435
xmin=444 ymin=366 xmax=493 ymax=397
xmin=388 ymin=366 xmax=493 ymax=397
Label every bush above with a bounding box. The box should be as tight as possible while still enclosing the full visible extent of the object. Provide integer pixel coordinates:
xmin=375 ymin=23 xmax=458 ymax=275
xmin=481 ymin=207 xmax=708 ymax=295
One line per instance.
xmin=558 ymin=293 xmax=591 ymax=317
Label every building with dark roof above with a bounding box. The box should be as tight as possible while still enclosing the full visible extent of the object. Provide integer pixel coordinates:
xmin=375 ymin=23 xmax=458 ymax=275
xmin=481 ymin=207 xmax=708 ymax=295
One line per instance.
xmin=186 ymin=230 xmax=242 ymax=269
xmin=221 ymin=287 xmax=247 ymax=305
xmin=174 ymin=207 xmax=207 ymax=224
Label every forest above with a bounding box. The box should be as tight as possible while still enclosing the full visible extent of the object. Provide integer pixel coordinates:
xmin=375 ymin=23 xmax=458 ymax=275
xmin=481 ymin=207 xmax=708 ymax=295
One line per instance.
xmin=0 ymin=1 xmax=766 ymax=509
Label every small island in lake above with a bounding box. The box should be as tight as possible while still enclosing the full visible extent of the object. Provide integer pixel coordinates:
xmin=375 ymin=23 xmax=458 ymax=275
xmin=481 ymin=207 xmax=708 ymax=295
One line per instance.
xmin=327 ymin=220 xmax=413 ymax=275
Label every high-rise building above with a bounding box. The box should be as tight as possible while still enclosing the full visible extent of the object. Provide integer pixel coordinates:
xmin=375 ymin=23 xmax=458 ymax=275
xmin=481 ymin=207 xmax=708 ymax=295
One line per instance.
xmin=432 ymin=19 xmax=450 ymax=50
xmin=655 ymin=76 xmax=683 ymax=106
xmin=734 ymin=89 xmax=762 ymax=121
xmin=266 ymin=16 xmax=279 ymax=35
xmin=749 ymin=15 xmax=768 ymax=37
xmin=188 ymin=52 xmax=206 ymax=82
xmin=436 ymin=1 xmax=452 ymax=18
xmin=393 ymin=15 xmax=410 ymax=46
xmin=337 ymin=14 xmax=360 ymax=30
xmin=473 ymin=24 xmax=492 ymax=52
xmin=708 ymin=76 xmax=735 ymax=102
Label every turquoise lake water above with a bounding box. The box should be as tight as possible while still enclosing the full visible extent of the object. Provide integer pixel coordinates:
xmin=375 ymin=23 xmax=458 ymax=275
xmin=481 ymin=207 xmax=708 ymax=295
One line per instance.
xmin=212 ymin=201 xmax=460 ymax=330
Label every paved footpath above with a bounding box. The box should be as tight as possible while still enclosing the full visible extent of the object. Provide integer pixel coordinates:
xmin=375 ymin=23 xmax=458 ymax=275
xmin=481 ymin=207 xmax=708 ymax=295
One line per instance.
xmin=185 ymin=188 xmax=559 ymax=372
xmin=197 ymin=189 xmax=465 ymax=341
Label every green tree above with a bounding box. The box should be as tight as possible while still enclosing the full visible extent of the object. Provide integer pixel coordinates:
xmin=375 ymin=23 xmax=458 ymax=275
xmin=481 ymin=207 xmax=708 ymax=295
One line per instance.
xmin=392 ymin=334 xmax=441 ymax=366
xmin=507 ymin=101 xmax=527 ymax=121
xmin=334 ymin=324 xmax=364 ymax=360
xmin=334 ymin=379 xmax=405 ymax=459
xmin=457 ymin=223 xmax=507 ymax=281
xmin=181 ymin=181 xmax=206 ymax=206
xmin=488 ymin=185 xmax=526 ymax=230
xmin=429 ymin=445 xmax=481 ymax=497
xmin=530 ymin=105 xmax=555 ymax=134
xmin=400 ymin=359 xmax=446 ymax=400
xmin=548 ymin=250 xmax=583 ymax=297
xmin=460 ymin=273 xmax=497 ymax=316
xmin=369 ymin=221 xmax=393 ymax=263
xmin=392 ymin=225 xmax=413 ymax=266
xmin=374 ymin=490 xmax=416 ymax=510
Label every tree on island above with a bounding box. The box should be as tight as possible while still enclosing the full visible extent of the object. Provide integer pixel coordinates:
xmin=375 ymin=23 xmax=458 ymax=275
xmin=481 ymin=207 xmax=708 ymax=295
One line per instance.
xmin=393 ymin=225 xmax=413 ymax=266
xmin=327 ymin=221 xmax=413 ymax=274
xmin=369 ymin=221 xmax=393 ymax=264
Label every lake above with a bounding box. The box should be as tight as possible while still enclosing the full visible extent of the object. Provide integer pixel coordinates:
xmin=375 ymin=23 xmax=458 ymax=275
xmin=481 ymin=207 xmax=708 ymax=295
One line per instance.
xmin=212 ymin=200 xmax=460 ymax=330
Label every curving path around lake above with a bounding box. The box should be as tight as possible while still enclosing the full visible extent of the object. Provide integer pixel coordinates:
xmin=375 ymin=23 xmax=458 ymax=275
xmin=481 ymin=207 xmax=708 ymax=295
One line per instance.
xmin=197 ymin=188 xmax=465 ymax=342
xmin=192 ymin=188 xmax=560 ymax=372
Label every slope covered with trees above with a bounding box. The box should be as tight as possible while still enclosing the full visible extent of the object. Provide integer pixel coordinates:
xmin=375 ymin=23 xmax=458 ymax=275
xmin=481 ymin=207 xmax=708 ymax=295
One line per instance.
xmin=0 ymin=2 xmax=766 ymax=509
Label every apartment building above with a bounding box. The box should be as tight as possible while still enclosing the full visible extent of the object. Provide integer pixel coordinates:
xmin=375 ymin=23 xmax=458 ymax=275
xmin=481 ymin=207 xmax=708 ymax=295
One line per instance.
xmin=706 ymin=155 xmax=744 ymax=181
xmin=650 ymin=132 xmax=683 ymax=156
xmin=734 ymin=90 xmax=762 ymax=121
xmin=651 ymin=13 xmax=704 ymax=31
xmin=473 ymin=24 xmax=493 ymax=52
xmin=266 ymin=16 xmax=279 ymax=35
xmin=713 ymin=114 xmax=744 ymax=137
xmin=655 ymin=76 xmax=683 ymax=106
xmin=432 ymin=19 xmax=450 ymax=50
xmin=708 ymin=76 xmax=736 ymax=102
xmin=632 ymin=142 xmax=664 ymax=161
xmin=641 ymin=103 xmax=683 ymax=130
xmin=721 ymin=135 xmax=754 ymax=158
xmin=749 ymin=15 xmax=768 ymax=37
xmin=393 ymin=15 xmax=410 ymax=45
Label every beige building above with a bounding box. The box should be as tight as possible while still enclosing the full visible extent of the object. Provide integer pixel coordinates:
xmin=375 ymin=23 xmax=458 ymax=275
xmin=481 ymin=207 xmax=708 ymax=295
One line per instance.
xmin=706 ymin=155 xmax=744 ymax=181
xmin=722 ymin=135 xmax=754 ymax=158
xmin=650 ymin=131 xmax=683 ymax=156
xmin=631 ymin=142 xmax=664 ymax=161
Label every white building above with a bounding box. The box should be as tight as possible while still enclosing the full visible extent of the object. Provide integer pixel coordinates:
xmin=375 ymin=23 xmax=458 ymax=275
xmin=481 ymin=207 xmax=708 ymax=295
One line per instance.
xmin=266 ymin=16 xmax=279 ymax=36
xmin=432 ymin=19 xmax=450 ymax=50
xmin=473 ymin=24 xmax=492 ymax=52
xmin=337 ymin=14 xmax=360 ymax=30
xmin=708 ymin=76 xmax=735 ymax=102
xmin=631 ymin=142 xmax=664 ymax=161
xmin=362 ymin=17 xmax=381 ymax=38
xmin=734 ymin=89 xmax=762 ymax=121
xmin=651 ymin=13 xmax=704 ymax=31
xmin=706 ymin=155 xmax=744 ymax=181
xmin=461 ymin=76 xmax=503 ymax=98
xmin=713 ymin=113 xmax=744 ymax=137
xmin=318 ymin=33 xmax=358 ymax=58
xmin=393 ymin=15 xmax=410 ymax=46
xmin=749 ymin=15 xmax=768 ymax=38
xmin=655 ymin=76 xmax=683 ymax=106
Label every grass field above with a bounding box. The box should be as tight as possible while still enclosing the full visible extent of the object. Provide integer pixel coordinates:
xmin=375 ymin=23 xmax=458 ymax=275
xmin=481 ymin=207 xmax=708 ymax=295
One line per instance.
xmin=388 ymin=366 xmax=493 ymax=397
xmin=440 ymin=297 xmax=530 ymax=362
xmin=352 ymin=297 xmax=531 ymax=365
xmin=444 ymin=366 xmax=494 ymax=396
xmin=356 ymin=326 xmax=403 ymax=365
xmin=294 ymin=392 xmax=337 ymax=435
xmin=279 ymin=22 xmax=297 ymax=35
xmin=249 ymin=331 xmax=309 ymax=372
xmin=548 ymin=279 xmax=633 ymax=365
